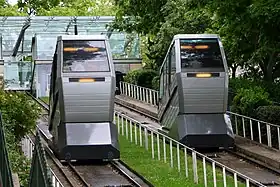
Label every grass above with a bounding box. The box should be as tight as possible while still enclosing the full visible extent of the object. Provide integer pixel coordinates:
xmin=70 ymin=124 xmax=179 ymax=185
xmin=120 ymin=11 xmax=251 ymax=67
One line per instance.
xmin=117 ymin=118 xmax=246 ymax=187
xmin=38 ymin=96 xmax=246 ymax=186
xmin=40 ymin=96 xmax=49 ymax=104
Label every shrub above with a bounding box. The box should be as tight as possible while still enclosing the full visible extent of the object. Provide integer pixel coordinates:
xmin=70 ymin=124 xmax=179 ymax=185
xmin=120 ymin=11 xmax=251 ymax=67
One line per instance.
xmin=229 ymin=78 xmax=280 ymax=104
xmin=229 ymin=78 xmax=260 ymax=93
xmin=5 ymin=131 xmax=31 ymax=186
xmin=231 ymin=86 xmax=272 ymax=117
xmin=152 ymin=76 xmax=160 ymax=90
xmin=124 ymin=69 xmax=158 ymax=89
xmin=0 ymin=91 xmax=41 ymax=186
xmin=123 ymin=69 xmax=141 ymax=85
xmin=256 ymin=106 xmax=280 ymax=125
xmin=0 ymin=91 xmax=41 ymax=141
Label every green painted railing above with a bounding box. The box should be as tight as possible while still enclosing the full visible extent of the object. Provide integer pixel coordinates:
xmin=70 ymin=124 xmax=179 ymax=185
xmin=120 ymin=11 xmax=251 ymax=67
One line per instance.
xmin=28 ymin=130 xmax=52 ymax=187
xmin=0 ymin=112 xmax=14 ymax=187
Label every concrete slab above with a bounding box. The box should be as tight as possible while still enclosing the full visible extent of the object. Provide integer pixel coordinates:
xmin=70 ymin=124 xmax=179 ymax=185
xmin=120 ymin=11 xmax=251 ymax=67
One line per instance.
xmin=115 ymin=104 xmax=161 ymax=131
xmin=37 ymin=119 xmax=52 ymax=140
xmin=115 ymin=95 xmax=158 ymax=119
xmin=235 ymin=136 xmax=280 ymax=171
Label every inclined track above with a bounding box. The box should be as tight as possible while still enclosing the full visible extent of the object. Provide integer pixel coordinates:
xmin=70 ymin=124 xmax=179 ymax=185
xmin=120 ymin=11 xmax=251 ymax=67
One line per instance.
xmin=28 ymin=93 xmax=153 ymax=187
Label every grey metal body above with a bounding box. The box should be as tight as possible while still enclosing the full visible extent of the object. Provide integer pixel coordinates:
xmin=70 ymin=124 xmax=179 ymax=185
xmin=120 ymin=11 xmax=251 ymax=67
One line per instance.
xmin=48 ymin=35 xmax=120 ymax=160
xmin=158 ymin=34 xmax=234 ymax=149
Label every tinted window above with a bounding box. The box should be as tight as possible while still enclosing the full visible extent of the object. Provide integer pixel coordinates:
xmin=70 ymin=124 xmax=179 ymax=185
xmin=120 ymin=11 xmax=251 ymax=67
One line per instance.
xmin=170 ymin=44 xmax=176 ymax=76
xmin=62 ymin=40 xmax=110 ymax=73
xmin=180 ymin=38 xmax=224 ymax=71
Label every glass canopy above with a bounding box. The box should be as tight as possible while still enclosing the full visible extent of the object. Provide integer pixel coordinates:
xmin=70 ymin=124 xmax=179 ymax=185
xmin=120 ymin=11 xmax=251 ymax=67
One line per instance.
xmin=0 ymin=16 xmax=141 ymax=60
xmin=0 ymin=16 xmax=142 ymax=90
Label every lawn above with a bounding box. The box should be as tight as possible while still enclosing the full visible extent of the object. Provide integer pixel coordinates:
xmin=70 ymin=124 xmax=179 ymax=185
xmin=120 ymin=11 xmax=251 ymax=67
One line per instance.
xmin=117 ymin=118 xmax=245 ymax=187
xmin=40 ymin=96 xmax=49 ymax=104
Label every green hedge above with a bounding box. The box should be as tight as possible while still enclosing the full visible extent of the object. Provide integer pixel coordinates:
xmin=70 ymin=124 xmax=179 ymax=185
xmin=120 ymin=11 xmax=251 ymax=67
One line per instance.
xmin=152 ymin=76 xmax=159 ymax=91
xmin=124 ymin=69 xmax=158 ymax=89
xmin=229 ymin=78 xmax=280 ymax=103
xmin=0 ymin=91 xmax=41 ymax=186
xmin=256 ymin=106 xmax=280 ymax=125
xmin=230 ymin=78 xmax=280 ymax=123
xmin=231 ymin=87 xmax=272 ymax=117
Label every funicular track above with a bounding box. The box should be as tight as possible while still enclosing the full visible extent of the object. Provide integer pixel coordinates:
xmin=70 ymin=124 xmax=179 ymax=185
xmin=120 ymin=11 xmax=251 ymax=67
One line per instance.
xmin=27 ymin=92 xmax=153 ymax=187
xmin=115 ymin=97 xmax=280 ymax=187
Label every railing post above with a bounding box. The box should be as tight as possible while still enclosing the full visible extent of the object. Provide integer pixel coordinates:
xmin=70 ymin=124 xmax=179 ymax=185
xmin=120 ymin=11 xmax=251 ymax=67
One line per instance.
xmin=120 ymin=82 xmax=123 ymax=94
xmin=128 ymin=83 xmax=131 ymax=97
xmin=116 ymin=112 xmax=265 ymax=187
xmin=119 ymin=81 xmax=160 ymax=105
xmin=149 ymin=89 xmax=152 ymax=105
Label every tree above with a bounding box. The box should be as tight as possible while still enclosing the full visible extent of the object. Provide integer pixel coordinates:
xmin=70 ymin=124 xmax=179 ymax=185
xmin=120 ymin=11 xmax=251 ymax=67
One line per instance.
xmin=17 ymin=0 xmax=75 ymax=15
xmin=206 ymin=0 xmax=280 ymax=82
xmin=0 ymin=3 xmax=26 ymax=16
xmin=18 ymin=0 xmax=116 ymax=16
xmin=112 ymin=0 xmax=212 ymax=68
xmin=113 ymin=0 xmax=167 ymax=35
xmin=113 ymin=0 xmax=280 ymax=82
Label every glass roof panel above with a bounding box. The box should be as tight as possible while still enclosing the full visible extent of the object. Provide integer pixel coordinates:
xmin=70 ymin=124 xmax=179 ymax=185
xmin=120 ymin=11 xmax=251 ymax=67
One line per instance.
xmin=36 ymin=34 xmax=59 ymax=60
xmin=0 ymin=17 xmax=28 ymax=53
xmin=0 ymin=16 xmax=141 ymax=59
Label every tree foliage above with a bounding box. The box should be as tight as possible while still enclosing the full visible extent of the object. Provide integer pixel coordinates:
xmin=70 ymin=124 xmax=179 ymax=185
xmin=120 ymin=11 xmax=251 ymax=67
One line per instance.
xmin=0 ymin=91 xmax=41 ymax=186
xmin=256 ymin=106 xmax=280 ymax=125
xmin=113 ymin=0 xmax=167 ymax=35
xmin=37 ymin=0 xmax=116 ymax=16
xmin=0 ymin=3 xmax=26 ymax=16
xmin=113 ymin=0 xmax=280 ymax=82
xmin=231 ymin=87 xmax=271 ymax=117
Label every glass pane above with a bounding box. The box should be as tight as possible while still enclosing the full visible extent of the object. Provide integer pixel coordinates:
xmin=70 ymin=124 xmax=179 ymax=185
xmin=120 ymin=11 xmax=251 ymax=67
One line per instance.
xmin=180 ymin=38 xmax=224 ymax=72
xmin=30 ymin=62 xmax=52 ymax=98
xmin=62 ymin=40 xmax=110 ymax=72
xmin=36 ymin=35 xmax=57 ymax=60
xmin=3 ymin=61 xmax=32 ymax=90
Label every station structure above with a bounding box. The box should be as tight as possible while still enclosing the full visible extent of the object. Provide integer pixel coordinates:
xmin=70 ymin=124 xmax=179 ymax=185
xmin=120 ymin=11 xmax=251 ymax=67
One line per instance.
xmin=0 ymin=16 xmax=142 ymax=94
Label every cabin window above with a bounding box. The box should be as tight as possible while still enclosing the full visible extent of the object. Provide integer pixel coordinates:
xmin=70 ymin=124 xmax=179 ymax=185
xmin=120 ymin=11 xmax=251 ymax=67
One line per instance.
xmin=180 ymin=38 xmax=224 ymax=72
xmin=170 ymin=44 xmax=176 ymax=77
xmin=159 ymin=71 xmax=164 ymax=98
xmin=62 ymin=40 xmax=110 ymax=72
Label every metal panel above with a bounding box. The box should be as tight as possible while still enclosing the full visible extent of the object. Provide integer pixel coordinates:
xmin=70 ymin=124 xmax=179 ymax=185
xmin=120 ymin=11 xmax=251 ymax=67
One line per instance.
xmin=62 ymin=79 xmax=113 ymax=122
xmin=181 ymin=73 xmax=226 ymax=113
xmin=168 ymin=113 xmax=235 ymax=148
xmin=160 ymin=91 xmax=179 ymax=129
xmin=174 ymin=34 xmax=220 ymax=40
xmin=66 ymin=123 xmax=112 ymax=145
xmin=61 ymin=122 xmax=120 ymax=160
xmin=59 ymin=34 xmax=107 ymax=41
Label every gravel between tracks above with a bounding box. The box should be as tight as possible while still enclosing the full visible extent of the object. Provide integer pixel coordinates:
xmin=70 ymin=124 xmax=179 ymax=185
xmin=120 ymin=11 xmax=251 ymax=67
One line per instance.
xmin=73 ymin=163 xmax=134 ymax=187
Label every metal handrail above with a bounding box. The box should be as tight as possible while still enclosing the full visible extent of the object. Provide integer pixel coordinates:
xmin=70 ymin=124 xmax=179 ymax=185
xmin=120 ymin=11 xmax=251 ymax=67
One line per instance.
xmin=119 ymin=81 xmax=280 ymax=149
xmin=21 ymin=135 xmax=64 ymax=187
xmin=114 ymin=111 xmax=265 ymax=186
